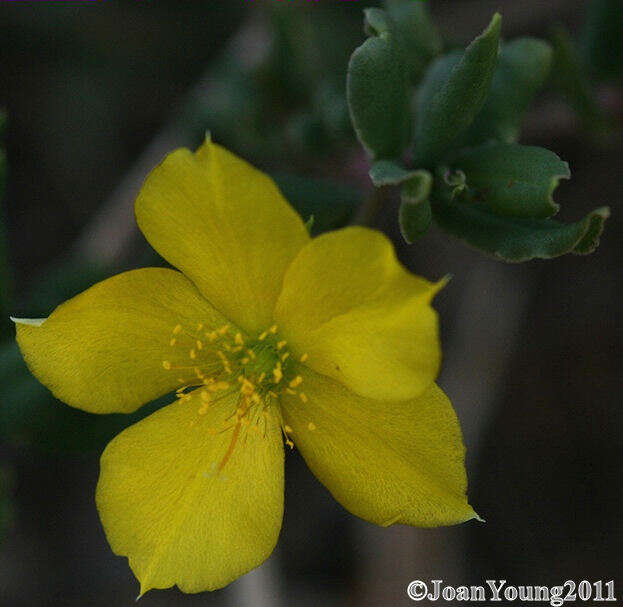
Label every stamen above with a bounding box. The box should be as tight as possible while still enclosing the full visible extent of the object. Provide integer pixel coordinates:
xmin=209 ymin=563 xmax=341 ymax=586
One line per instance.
xmin=284 ymin=425 xmax=293 ymax=433
xmin=189 ymin=349 xmax=196 ymax=360
xmin=234 ymin=332 xmax=244 ymax=345
xmin=277 ymin=340 xmax=287 ymax=350
xmin=299 ymin=392 xmax=308 ymax=403
xmin=300 ymin=353 xmax=309 ymax=362
xmin=307 ymin=422 xmax=316 ymax=431
xmin=173 ymin=324 xmax=182 ymax=335
xmin=162 ymin=360 xmax=171 ymax=370
xmin=269 ymin=325 xmax=278 ymax=334
xmin=196 ymin=340 xmax=203 ymax=350
xmin=169 ymin=338 xmax=176 ymax=347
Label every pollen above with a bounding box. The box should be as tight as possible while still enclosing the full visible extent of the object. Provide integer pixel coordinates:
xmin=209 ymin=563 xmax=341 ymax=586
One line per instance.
xmin=289 ymin=375 xmax=303 ymax=388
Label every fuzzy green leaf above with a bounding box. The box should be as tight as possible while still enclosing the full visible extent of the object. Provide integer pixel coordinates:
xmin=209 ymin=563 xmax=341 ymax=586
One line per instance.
xmin=432 ymin=195 xmax=610 ymax=262
xmin=369 ymin=159 xmax=421 ymax=186
xmin=347 ymin=23 xmax=411 ymax=159
xmin=384 ymin=0 xmax=442 ymax=81
xmin=452 ymin=143 xmax=570 ymax=218
xmin=465 ymin=38 xmax=553 ymax=145
xmin=413 ymin=13 xmax=501 ymax=167
xmin=399 ymin=171 xmax=433 ymax=243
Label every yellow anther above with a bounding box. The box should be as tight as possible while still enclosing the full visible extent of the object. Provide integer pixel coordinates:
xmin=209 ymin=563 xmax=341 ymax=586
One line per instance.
xmin=215 ymin=381 xmax=230 ymax=391
xmin=203 ymin=377 xmax=214 ymax=385
xmin=197 ymin=322 xmax=204 ymax=331
xmin=300 ymin=353 xmax=309 ymax=362
xmin=246 ymin=349 xmax=256 ymax=360
xmin=162 ymin=360 xmax=171 ymax=370
xmin=281 ymin=352 xmax=290 ymax=362
xmin=268 ymin=390 xmax=278 ymax=398
xmin=273 ymin=362 xmax=283 ymax=383
xmin=234 ymin=332 xmax=244 ymax=345
xmin=284 ymin=425 xmax=293 ymax=434
xmin=189 ymin=349 xmax=196 ymax=360
xmin=206 ymin=331 xmax=218 ymax=342
xmin=258 ymin=372 xmax=266 ymax=383
xmin=196 ymin=340 xmax=203 ymax=350
xmin=299 ymin=392 xmax=308 ymax=403
xmin=194 ymin=367 xmax=204 ymax=378
xmin=223 ymin=343 xmax=231 ymax=352
xmin=269 ymin=324 xmax=278 ymax=334
xmin=285 ymin=439 xmax=294 ymax=450
xmin=251 ymin=393 xmax=261 ymax=405
xmin=307 ymin=422 xmax=316 ymax=431
xmin=217 ymin=351 xmax=228 ymax=361
xmin=241 ymin=357 xmax=250 ymax=364
xmin=286 ymin=388 xmax=296 ymax=395
xmin=289 ymin=375 xmax=303 ymax=388
xmin=277 ymin=340 xmax=287 ymax=350
xmin=173 ymin=324 xmax=182 ymax=335
xmin=169 ymin=338 xmax=176 ymax=347
xmin=217 ymin=325 xmax=230 ymax=335
xmin=258 ymin=331 xmax=268 ymax=341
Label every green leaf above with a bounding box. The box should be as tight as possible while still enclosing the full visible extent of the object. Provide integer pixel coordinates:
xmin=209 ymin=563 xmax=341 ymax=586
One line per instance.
xmin=364 ymin=8 xmax=392 ymax=36
xmin=399 ymin=170 xmax=433 ymax=243
xmin=272 ymin=173 xmax=360 ymax=235
xmin=369 ymin=159 xmax=421 ymax=186
xmin=582 ymin=0 xmax=623 ymax=81
xmin=384 ymin=0 xmax=442 ymax=81
xmin=452 ymin=143 xmax=570 ymax=218
xmin=413 ymin=13 xmax=501 ymax=167
xmin=347 ymin=19 xmax=411 ymax=159
xmin=432 ymin=194 xmax=610 ymax=262
xmin=465 ymin=38 xmax=553 ymax=145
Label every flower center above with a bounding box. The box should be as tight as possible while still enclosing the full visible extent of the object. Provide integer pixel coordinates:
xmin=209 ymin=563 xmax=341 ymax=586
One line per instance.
xmin=161 ymin=322 xmax=309 ymax=466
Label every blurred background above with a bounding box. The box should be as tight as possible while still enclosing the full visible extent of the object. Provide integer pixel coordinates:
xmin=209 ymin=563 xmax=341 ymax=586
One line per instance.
xmin=0 ymin=1 xmax=621 ymax=605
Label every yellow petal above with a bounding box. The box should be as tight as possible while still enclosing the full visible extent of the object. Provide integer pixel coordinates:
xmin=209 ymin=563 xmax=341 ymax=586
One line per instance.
xmin=280 ymin=366 xmax=477 ymax=527
xmin=96 ymin=389 xmax=284 ymax=594
xmin=15 ymin=268 xmax=232 ymax=414
xmin=274 ymin=226 xmax=442 ymax=401
xmin=135 ymin=138 xmax=310 ymax=334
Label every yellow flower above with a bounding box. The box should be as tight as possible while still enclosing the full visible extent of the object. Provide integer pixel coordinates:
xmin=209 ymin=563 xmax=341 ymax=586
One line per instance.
xmin=13 ymin=139 xmax=478 ymax=595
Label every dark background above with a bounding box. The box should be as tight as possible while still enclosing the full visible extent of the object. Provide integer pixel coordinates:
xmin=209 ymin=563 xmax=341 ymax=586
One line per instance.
xmin=0 ymin=2 xmax=621 ymax=606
